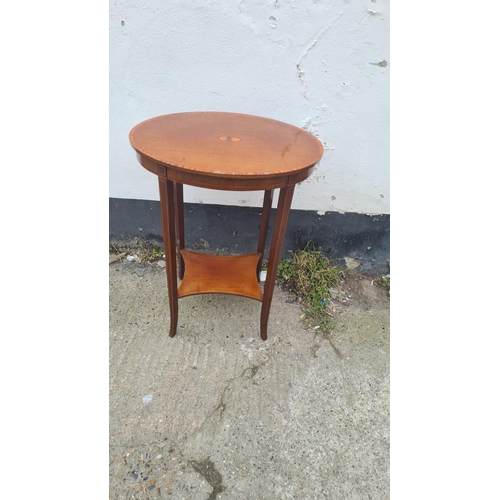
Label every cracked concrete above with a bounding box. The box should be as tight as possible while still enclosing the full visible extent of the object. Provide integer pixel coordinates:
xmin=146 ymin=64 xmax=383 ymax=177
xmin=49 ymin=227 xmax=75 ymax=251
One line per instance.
xmin=110 ymin=261 xmax=389 ymax=499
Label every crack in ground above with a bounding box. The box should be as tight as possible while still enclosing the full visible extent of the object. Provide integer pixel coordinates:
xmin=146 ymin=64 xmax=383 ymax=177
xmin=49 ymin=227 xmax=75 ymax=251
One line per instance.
xmin=312 ymin=333 xmax=343 ymax=359
xmin=181 ymin=356 xmax=274 ymax=494
xmin=213 ymin=359 xmax=271 ymax=421
xmin=190 ymin=357 xmax=272 ymax=439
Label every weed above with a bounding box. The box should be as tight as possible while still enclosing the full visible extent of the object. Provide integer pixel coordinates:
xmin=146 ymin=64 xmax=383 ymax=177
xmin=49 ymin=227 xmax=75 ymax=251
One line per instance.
xmin=376 ymin=274 xmax=390 ymax=293
xmin=143 ymin=245 xmax=165 ymax=262
xmin=276 ymin=241 xmax=344 ymax=330
xmin=109 ymin=239 xmax=165 ymax=263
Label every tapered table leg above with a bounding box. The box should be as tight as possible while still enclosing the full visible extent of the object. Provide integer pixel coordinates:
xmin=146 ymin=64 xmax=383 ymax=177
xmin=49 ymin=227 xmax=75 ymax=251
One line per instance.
xmin=158 ymin=175 xmax=178 ymax=338
xmin=256 ymin=189 xmax=274 ymax=281
xmin=260 ymin=184 xmax=295 ymax=340
xmin=174 ymin=182 xmax=185 ymax=280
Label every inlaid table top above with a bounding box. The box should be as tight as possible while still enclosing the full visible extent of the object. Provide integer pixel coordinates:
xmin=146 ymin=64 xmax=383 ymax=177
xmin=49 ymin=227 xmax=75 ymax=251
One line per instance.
xmin=129 ymin=111 xmax=323 ymax=182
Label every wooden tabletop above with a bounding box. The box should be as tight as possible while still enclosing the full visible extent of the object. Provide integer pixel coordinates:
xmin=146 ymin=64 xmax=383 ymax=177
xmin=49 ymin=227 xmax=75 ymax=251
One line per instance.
xmin=129 ymin=112 xmax=323 ymax=180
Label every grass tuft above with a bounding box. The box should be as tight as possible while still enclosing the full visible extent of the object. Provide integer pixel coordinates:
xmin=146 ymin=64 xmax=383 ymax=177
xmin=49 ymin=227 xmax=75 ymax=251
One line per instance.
xmin=276 ymin=241 xmax=344 ymax=330
xmin=109 ymin=239 xmax=164 ymax=263
xmin=376 ymin=274 xmax=390 ymax=293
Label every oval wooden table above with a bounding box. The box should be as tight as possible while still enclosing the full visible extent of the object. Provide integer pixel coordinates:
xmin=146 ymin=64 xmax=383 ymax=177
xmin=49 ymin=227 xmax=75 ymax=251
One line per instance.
xmin=129 ymin=112 xmax=324 ymax=340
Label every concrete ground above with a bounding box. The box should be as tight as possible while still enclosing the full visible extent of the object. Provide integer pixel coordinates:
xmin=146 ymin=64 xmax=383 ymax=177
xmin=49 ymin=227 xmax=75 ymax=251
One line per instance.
xmin=109 ymin=260 xmax=390 ymax=499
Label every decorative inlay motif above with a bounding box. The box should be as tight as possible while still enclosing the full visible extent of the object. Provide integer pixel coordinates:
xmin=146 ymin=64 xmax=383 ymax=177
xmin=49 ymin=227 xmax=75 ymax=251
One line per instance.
xmin=218 ymin=136 xmax=241 ymax=142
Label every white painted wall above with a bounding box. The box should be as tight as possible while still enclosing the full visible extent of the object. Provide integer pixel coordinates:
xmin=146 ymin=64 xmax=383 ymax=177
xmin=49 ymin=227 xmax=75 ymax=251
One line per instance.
xmin=110 ymin=0 xmax=389 ymax=214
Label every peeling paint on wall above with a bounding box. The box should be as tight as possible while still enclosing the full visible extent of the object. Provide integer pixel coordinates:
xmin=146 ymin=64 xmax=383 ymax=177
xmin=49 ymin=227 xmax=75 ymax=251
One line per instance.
xmin=371 ymin=60 xmax=388 ymax=67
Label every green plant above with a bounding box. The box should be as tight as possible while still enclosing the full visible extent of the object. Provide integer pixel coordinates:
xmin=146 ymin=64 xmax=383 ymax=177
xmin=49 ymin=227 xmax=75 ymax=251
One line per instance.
xmin=109 ymin=239 xmax=164 ymax=262
xmin=376 ymin=274 xmax=390 ymax=293
xmin=143 ymin=244 xmax=165 ymax=262
xmin=277 ymin=241 xmax=344 ymax=330
xmin=277 ymin=259 xmax=294 ymax=280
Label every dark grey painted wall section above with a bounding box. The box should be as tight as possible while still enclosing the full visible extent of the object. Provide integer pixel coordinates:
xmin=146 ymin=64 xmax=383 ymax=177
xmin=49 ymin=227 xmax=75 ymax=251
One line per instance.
xmin=109 ymin=198 xmax=390 ymax=275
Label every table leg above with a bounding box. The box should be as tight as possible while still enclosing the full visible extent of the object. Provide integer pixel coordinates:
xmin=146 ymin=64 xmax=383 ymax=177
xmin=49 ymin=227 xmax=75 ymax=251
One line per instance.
xmin=174 ymin=182 xmax=185 ymax=280
xmin=158 ymin=176 xmax=178 ymax=338
xmin=256 ymin=189 xmax=274 ymax=281
xmin=260 ymin=184 xmax=295 ymax=340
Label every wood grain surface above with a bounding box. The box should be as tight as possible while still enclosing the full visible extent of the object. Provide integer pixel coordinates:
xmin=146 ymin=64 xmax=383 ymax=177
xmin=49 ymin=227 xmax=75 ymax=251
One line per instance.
xmin=178 ymin=250 xmax=263 ymax=301
xmin=129 ymin=112 xmax=324 ymax=179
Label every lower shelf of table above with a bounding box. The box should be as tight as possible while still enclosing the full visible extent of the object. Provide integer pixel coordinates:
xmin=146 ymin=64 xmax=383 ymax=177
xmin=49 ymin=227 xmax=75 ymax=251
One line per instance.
xmin=177 ymin=250 xmax=263 ymax=301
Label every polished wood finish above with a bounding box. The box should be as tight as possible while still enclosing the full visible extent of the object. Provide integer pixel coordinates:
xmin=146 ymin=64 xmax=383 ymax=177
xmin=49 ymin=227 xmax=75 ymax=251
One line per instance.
xmin=130 ymin=112 xmax=323 ymax=181
xmin=260 ymin=185 xmax=295 ymax=340
xmin=130 ymin=112 xmax=323 ymax=340
xmin=157 ymin=175 xmax=178 ymax=338
xmin=256 ymin=190 xmax=274 ymax=281
xmin=178 ymin=250 xmax=263 ymax=301
xmin=173 ymin=182 xmax=185 ymax=279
